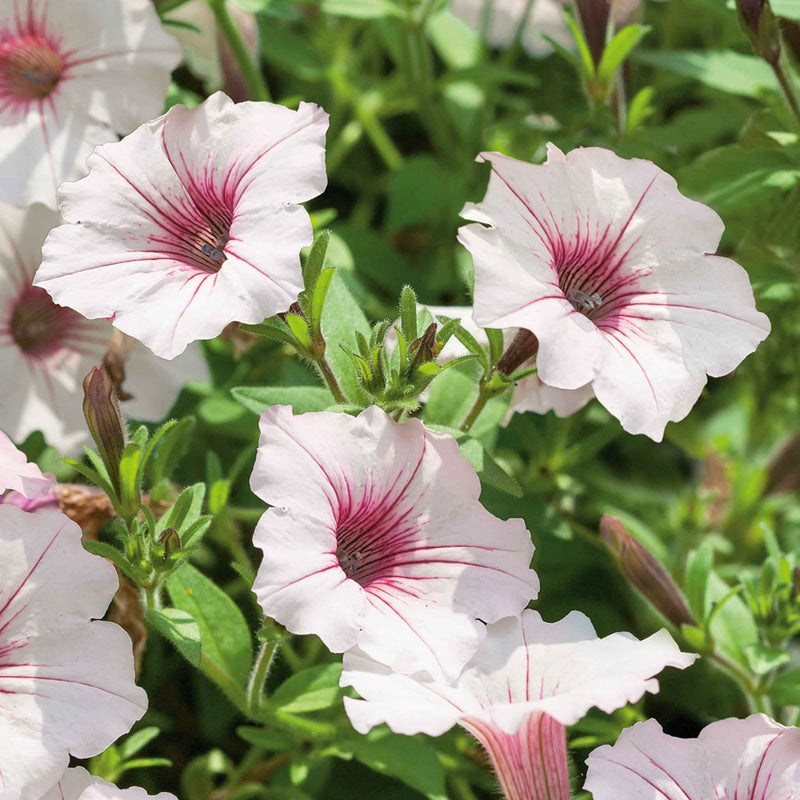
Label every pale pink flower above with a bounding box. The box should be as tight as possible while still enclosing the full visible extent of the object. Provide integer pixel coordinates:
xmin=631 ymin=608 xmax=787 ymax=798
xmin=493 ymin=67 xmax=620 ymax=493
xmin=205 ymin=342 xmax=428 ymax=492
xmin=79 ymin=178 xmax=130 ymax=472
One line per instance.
xmin=0 ymin=203 xmax=208 ymax=454
xmin=250 ymin=405 xmax=538 ymax=679
xmin=459 ymin=146 xmax=770 ymax=440
xmin=449 ymin=0 xmax=572 ymax=58
xmin=0 ymin=429 xmax=51 ymax=497
xmin=585 ymin=714 xmax=800 ymax=800
xmin=35 ymin=92 xmax=329 ymax=359
xmin=342 ymin=610 xmax=695 ymax=800
xmin=0 ymin=506 xmax=147 ymax=800
xmin=41 ymin=768 xmax=177 ymax=800
xmin=0 ymin=0 xmax=181 ymax=208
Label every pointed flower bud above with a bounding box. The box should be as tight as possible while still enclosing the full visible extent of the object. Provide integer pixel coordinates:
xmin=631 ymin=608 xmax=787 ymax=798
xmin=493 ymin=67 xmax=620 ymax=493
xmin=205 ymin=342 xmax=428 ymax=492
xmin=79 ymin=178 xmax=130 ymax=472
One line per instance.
xmin=599 ymin=515 xmax=696 ymax=629
xmin=408 ymin=322 xmax=438 ymax=373
xmin=82 ymin=366 xmax=128 ymax=495
xmin=736 ymin=0 xmax=781 ymax=65
xmin=575 ymin=0 xmax=612 ymax=68
xmin=497 ymin=329 xmax=539 ymax=376
xmin=158 ymin=527 xmax=181 ymax=561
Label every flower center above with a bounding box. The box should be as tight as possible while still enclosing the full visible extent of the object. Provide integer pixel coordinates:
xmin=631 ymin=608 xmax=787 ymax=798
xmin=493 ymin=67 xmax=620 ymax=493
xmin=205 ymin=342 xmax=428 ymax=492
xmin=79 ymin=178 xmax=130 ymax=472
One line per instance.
xmin=9 ymin=286 xmax=79 ymax=357
xmin=0 ymin=35 xmax=63 ymax=100
xmin=190 ymin=216 xmax=231 ymax=273
xmin=567 ymin=288 xmax=603 ymax=316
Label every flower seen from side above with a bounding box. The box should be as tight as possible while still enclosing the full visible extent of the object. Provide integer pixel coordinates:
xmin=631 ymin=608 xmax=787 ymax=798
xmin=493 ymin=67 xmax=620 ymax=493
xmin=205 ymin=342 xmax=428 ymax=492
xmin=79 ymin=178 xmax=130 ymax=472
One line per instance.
xmin=342 ymin=609 xmax=696 ymax=800
xmin=35 ymin=92 xmax=329 ymax=359
xmin=0 ymin=505 xmax=147 ymax=800
xmin=250 ymin=405 xmax=538 ymax=679
xmin=0 ymin=0 xmax=181 ymax=208
xmin=585 ymin=714 xmax=800 ymax=800
xmin=0 ymin=203 xmax=208 ymax=454
xmin=41 ymin=768 xmax=177 ymax=800
xmin=458 ymin=145 xmax=771 ymax=440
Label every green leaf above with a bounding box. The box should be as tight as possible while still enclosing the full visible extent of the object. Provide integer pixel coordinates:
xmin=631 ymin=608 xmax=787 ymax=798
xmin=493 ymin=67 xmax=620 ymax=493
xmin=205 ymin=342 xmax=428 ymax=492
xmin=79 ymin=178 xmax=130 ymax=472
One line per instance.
xmin=167 ymin=564 xmax=253 ymax=687
xmin=743 ymin=643 xmax=791 ymax=676
xmin=118 ymin=727 xmax=161 ymax=760
xmin=270 ymin=663 xmax=344 ymax=713
xmin=231 ymin=386 xmax=334 ymax=415
xmin=768 ymin=667 xmax=800 ymax=705
xmin=82 ymin=540 xmax=138 ymax=580
xmin=320 ymin=0 xmax=402 ymax=18
xmin=303 ymin=228 xmax=332 ymax=291
xmin=706 ymin=573 xmax=759 ymax=668
xmin=286 ymin=314 xmax=313 ymax=351
xmin=321 ymin=269 xmax=371 ymax=403
xmin=309 ymin=268 xmax=335 ymax=336
xmin=118 ymin=442 xmax=142 ymax=520
xmin=685 ymin=543 xmax=713 ymax=622
xmin=399 ymin=286 xmax=418 ymax=343
xmin=635 ymin=50 xmax=778 ymax=97
xmin=236 ymin=724 xmax=298 ymax=751
xmin=597 ymin=24 xmax=650 ymax=86
xmin=772 ymin=0 xmax=800 ymax=20
xmin=458 ymin=437 xmax=522 ymax=497
xmin=147 ymin=607 xmax=202 ymax=667
xmin=332 ymin=728 xmax=447 ymax=800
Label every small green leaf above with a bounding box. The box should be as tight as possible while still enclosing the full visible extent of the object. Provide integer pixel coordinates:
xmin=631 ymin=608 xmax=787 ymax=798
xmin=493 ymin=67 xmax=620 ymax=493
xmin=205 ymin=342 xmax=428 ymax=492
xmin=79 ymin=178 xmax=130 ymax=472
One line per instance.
xmin=320 ymin=0 xmax=402 ymax=18
xmin=399 ymin=286 xmax=418 ymax=342
xmin=458 ymin=437 xmax=522 ymax=497
xmin=309 ymin=267 xmax=335 ymax=336
xmin=118 ymin=442 xmax=142 ymax=521
xmin=597 ymin=24 xmax=650 ymax=85
xmin=743 ymin=643 xmax=791 ymax=676
xmin=685 ymin=543 xmax=713 ymax=622
xmin=768 ymin=667 xmax=800 ymax=705
xmin=167 ymin=564 xmax=253 ymax=688
xmin=680 ymin=624 xmax=707 ymax=653
xmin=270 ymin=663 xmax=344 ymax=714
xmin=147 ymin=607 xmax=201 ymax=667
xmin=82 ymin=540 xmax=139 ymax=580
xmin=231 ymin=386 xmax=334 ymax=415
xmin=303 ymin=228 xmax=332 ymax=290
xmin=286 ymin=314 xmax=313 ymax=351
xmin=118 ymin=727 xmax=162 ymax=760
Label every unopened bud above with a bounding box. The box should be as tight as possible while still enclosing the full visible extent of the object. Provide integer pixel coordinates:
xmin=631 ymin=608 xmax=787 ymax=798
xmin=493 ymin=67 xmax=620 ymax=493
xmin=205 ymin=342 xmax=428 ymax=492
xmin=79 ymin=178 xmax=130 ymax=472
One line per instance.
xmin=496 ymin=329 xmax=538 ymax=376
xmin=216 ymin=3 xmax=260 ymax=102
xmin=102 ymin=329 xmax=134 ymax=401
xmin=82 ymin=366 xmax=127 ymax=495
xmin=408 ymin=323 xmax=438 ymax=371
xmin=158 ymin=527 xmax=181 ymax=561
xmin=599 ymin=514 xmax=696 ymax=628
xmin=575 ymin=0 xmax=612 ymax=68
xmin=736 ymin=0 xmax=781 ymax=65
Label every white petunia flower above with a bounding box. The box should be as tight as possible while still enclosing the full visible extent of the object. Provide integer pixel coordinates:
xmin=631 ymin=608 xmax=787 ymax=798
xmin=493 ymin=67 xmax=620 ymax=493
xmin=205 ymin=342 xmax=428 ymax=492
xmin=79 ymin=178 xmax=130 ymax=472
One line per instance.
xmin=0 ymin=506 xmax=147 ymax=800
xmin=0 ymin=429 xmax=51 ymax=497
xmin=343 ymin=609 xmax=695 ymax=800
xmin=458 ymin=146 xmax=770 ymax=440
xmin=0 ymin=203 xmax=208 ymax=454
xmin=0 ymin=0 xmax=181 ymax=208
xmin=250 ymin=405 xmax=538 ymax=679
xmin=585 ymin=714 xmax=800 ymax=800
xmin=40 ymin=767 xmax=176 ymax=800
xmin=35 ymin=92 xmax=329 ymax=359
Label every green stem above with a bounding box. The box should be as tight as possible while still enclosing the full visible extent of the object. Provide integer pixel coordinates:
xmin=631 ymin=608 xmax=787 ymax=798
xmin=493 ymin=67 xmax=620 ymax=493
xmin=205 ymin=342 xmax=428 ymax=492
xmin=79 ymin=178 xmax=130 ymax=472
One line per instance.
xmin=772 ymin=58 xmax=800 ymax=129
xmin=200 ymin=650 xmax=251 ymax=716
xmin=448 ymin=776 xmax=479 ymax=800
xmin=246 ymin=639 xmax=279 ymax=716
xmin=157 ymin=0 xmax=194 ymax=13
xmin=354 ymin=100 xmax=404 ymax=171
xmin=316 ymin=356 xmax=349 ymax=404
xmin=460 ymin=381 xmax=492 ymax=433
xmin=206 ymin=0 xmax=271 ymax=102
xmin=709 ymin=651 xmax=767 ymax=715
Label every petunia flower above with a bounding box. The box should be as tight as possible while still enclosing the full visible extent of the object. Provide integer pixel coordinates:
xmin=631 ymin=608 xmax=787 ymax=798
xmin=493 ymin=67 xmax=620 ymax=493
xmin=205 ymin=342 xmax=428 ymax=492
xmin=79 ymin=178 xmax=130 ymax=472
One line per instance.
xmin=40 ymin=767 xmax=177 ymax=800
xmin=342 ymin=609 xmax=696 ymax=800
xmin=448 ymin=0 xmax=573 ymax=58
xmin=35 ymin=92 xmax=329 ymax=359
xmin=458 ymin=145 xmax=771 ymax=440
xmin=584 ymin=714 xmax=800 ymax=800
xmin=0 ymin=203 xmax=208 ymax=454
xmin=250 ymin=405 xmax=538 ymax=679
xmin=0 ymin=0 xmax=181 ymax=209
xmin=0 ymin=429 xmax=51 ymax=497
xmin=0 ymin=505 xmax=147 ymax=800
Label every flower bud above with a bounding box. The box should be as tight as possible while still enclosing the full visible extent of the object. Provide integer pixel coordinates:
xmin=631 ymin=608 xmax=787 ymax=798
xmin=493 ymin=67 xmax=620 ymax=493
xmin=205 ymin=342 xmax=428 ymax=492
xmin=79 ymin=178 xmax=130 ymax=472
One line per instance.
xmin=82 ymin=366 xmax=128 ymax=495
xmin=408 ymin=322 xmax=438 ymax=372
xmin=736 ymin=0 xmax=781 ymax=65
xmin=497 ymin=329 xmax=539 ymax=376
xmin=575 ymin=0 xmax=612 ymax=68
xmin=158 ymin=527 xmax=181 ymax=561
xmin=216 ymin=3 xmax=260 ymax=102
xmin=599 ymin=514 xmax=696 ymax=629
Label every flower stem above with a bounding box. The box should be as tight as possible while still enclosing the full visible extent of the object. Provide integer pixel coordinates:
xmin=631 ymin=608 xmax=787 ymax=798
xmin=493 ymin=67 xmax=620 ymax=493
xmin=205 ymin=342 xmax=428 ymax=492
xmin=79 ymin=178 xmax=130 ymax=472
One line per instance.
xmin=316 ymin=356 xmax=349 ymax=404
xmin=772 ymin=59 xmax=800 ymax=128
xmin=246 ymin=638 xmax=279 ymax=717
xmin=460 ymin=379 xmax=493 ymax=433
xmin=207 ymin=0 xmax=271 ymax=102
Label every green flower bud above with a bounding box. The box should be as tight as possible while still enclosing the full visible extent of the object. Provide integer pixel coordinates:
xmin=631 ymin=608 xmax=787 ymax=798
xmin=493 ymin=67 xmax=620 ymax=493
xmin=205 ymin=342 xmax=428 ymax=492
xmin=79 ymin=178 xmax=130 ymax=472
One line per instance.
xmin=82 ymin=366 xmax=127 ymax=496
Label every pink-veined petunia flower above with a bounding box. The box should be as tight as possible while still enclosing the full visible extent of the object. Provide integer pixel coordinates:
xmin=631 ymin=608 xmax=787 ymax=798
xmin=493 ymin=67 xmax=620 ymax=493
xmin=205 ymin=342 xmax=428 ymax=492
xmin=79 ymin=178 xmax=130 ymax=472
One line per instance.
xmin=0 ymin=505 xmax=147 ymax=800
xmin=34 ymin=91 xmax=329 ymax=359
xmin=585 ymin=714 xmax=800 ymax=800
xmin=0 ymin=0 xmax=181 ymax=209
xmin=458 ymin=145 xmax=771 ymax=441
xmin=41 ymin=767 xmax=177 ymax=800
xmin=342 ymin=609 xmax=696 ymax=800
xmin=250 ymin=405 xmax=538 ymax=679
xmin=448 ymin=0 xmax=572 ymax=58
xmin=0 ymin=429 xmax=51 ymax=497
xmin=0 ymin=203 xmax=208 ymax=454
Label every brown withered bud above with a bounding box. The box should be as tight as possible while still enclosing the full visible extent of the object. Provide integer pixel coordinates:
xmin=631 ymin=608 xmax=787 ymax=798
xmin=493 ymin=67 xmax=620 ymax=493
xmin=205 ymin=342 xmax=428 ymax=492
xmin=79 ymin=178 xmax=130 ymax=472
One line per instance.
xmin=575 ymin=0 xmax=612 ymax=68
xmin=102 ymin=329 xmax=134 ymax=402
xmin=82 ymin=366 xmax=127 ymax=494
xmin=408 ymin=322 xmax=438 ymax=371
xmin=765 ymin=434 xmax=800 ymax=495
xmin=496 ymin=329 xmax=539 ymax=376
xmin=599 ymin=514 xmax=697 ymax=629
